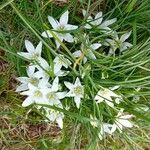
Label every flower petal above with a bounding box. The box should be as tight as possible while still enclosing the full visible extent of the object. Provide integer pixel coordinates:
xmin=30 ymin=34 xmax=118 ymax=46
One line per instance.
xmin=16 ymin=84 xmax=28 ymax=92
xmin=64 ymin=81 xmax=73 ymax=89
xmin=73 ymin=50 xmax=82 ymax=58
xmin=63 ymin=33 xmax=74 ymax=43
xmin=56 ymin=116 xmax=63 ymax=129
xmin=60 ymin=10 xmax=69 ymax=25
xmin=35 ymin=41 xmax=42 ymax=56
xmin=17 ymin=52 xmax=32 ymax=60
xmin=41 ymin=30 xmax=53 ymax=38
xmin=120 ymin=31 xmax=132 ymax=42
xmin=51 ymin=77 xmax=59 ymax=92
xmin=90 ymin=43 xmax=101 ymax=50
xmin=75 ymin=77 xmax=81 ymax=86
xmin=118 ymin=119 xmax=133 ymax=128
xmin=57 ymin=92 xmax=67 ymax=99
xmin=94 ymin=11 xmax=103 ymax=25
xmin=65 ymin=24 xmax=78 ymax=30
xmin=48 ymin=16 xmax=59 ymax=29
xmin=27 ymin=65 xmax=35 ymax=77
xmin=22 ymin=97 xmax=34 ymax=107
xmin=100 ymin=18 xmax=117 ymax=27
xmin=25 ymin=40 xmax=35 ymax=53
xmin=74 ymin=96 xmax=81 ymax=108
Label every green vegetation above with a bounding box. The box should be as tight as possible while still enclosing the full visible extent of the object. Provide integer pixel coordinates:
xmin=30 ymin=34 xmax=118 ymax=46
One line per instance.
xmin=0 ymin=0 xmax=150 ymax=149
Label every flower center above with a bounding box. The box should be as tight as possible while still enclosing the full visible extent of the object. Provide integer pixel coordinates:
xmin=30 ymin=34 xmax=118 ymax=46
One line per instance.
xmin=74 ymin=86 xmax=82 ymax=95
xmin=58 ymin=25 xmax=65 ymax=31
xmin=34 ymin=90 xmax=42 ymax=97
xmin=47 ymin=92 xmax=57 ymax=101
xmin=31 ymin=52 xmax=39 ymax=60
xmin=30 ymin=77 xmax=39 ymax=86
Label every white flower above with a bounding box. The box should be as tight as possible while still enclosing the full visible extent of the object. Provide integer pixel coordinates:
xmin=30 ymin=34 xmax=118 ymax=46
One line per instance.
xmin=20 ymin=79 xmax=49 ymax=107
xmin=35 ymin=58 xmax=69 ymax=80
xmin=82 ymin=10 xmax=116 ymax=31
xmin=64 ymin=77 xmax=84 ymax=108
xmin=42 ymin=10 xmax=78 ymax=48
xmin=110 ymin=109 xmax=133 ymax=133
xmin=94 ymin=88 xmax=122 ymax=107
xmin=105 ymin=31 xmax=132 ymax=55
xmin=73 ymin=35 xmax=101 ymax=63
xmin=90 ymin=115 xmax=113 ymax=140
xmin=18 ymin=40 xmax=43 ymax=61
xmin=16 ymin=66 xmax=40 ymax=92
xmin=54 ymin=54 xmax=72 ymax=73
xmin=44 ymin=77 xmax=67 ymax=105
xmin=44 ymin=104 xmax=64 ymax=129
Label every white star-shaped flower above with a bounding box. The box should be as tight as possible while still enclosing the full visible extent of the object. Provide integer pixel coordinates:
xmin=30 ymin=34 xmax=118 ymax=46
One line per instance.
xmin=16 ymin=65 xmax=41 ymax=92
xmin=35 ymin=58 xmax=69 ymax=81
xmin=44 ymin=103 xmax=64 ymax=129
xmin=110 ymin=109 xmax=133 ymax=133
xmin=44 ymin=77 xmax=67 ymax=105
xmin=20 ymin=79 xmax=49 ymax=107
xmin=90 ymin=115 xmax=114 ymax=140
xmin=94 ymin=88 xmax=122 ymax=107
xmin=82 ymin=10 xmax=116 ymax=31
xmin=73 ymin=34 xmax=101 ymax=63
xmin=18 ymin=40 xmax=43 ymax=61
xmin=54 ymin=54 xmax=72 ymax=73
xmin=105 ymin=31 xmax=132 ymax=55
xmin=64 ymin=77 xmax=84 ymax=108
xmin=42 ymin=10 xmax=78 ymax=48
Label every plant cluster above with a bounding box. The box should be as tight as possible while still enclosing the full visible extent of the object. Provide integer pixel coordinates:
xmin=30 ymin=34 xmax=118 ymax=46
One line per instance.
xmin=16 ymin=9 xmax=136 ymax=140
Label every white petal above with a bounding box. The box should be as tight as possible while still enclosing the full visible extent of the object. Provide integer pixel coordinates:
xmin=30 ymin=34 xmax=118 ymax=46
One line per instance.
xmin=54 ymin=62 xmax=62 ymax=73
xmin=17 ymin=52 xmax=32 ymax=60
xmin=22 ymin=97 xmax=34 ymax=107
xmin=55 ymin=35 xmax=64 ymax=48
xmin=57 ymin=92 xmax=67 ymax=99
xmin=100 ymin=18 xmax=117 ymax=27
xmin=87 ymin=50 xmax=96 ymax=60
xmin=105 ymin=99 xmax=114 ymax=107
xmin=25 ymin=40 xmax=35 ymax=53
xmin=94 ymin=95 xmax=104 ymax=103
xmin=94 ymin=11 xmax=103 ymax=25
xmin=64 ymin=33 xmax=74 ymax=43
xmin=16 ymin=77 xmax=29 ymax=83
xmin=41 ymin=30 xmax=53 ymax=38
xmin=120 ymin=115 xmax=133 ymax=119
xmin=118 ymin=119 xmax=133 ymax=128
xmin=66 ymin=90 xmax=74 ymax=97
xmin=51 ymin=77 xmax=59 ymax=92
xmin=65 ymin=24 xmax=78 ymax=30
xmin=74 ymin=96 xmax=81 ymax=108
xmin=73 ymin=50 xmax=82 ymax=58
xmin=103 ymin=123 xmax=113 ymax=134
xmin=56 ymin=116 xmax=63 ymax=129
xmin=123 ymin=42 xmax=132 ymax=47
xmin=90 ymin=43 xmax=101 ymax=50
xmin=82 ymin=9 xmax=87 ymax=17
xmin=110 ymin=124 xmax=117 ymax=134
xmin=84 ymin=24 xmax=92 ymax=29
xmin=35 ymin=41 xmax=42 ymax=56
xmin=75 ymin=77 xmax=81 ymax=86
xmin=64 ymin=81 xmax=73 ymax=89
xmin=83 ymin=57 xmax=87 ymax=64
xmin=48 ymin=16 xmax=59 ymax=29
xmin=27 ymin=65 xmax=35 ymax=77
xmin=16 ymin=84 xmax=28 ymax=92
xmin=120 ymin=31 xmax=132 ymax=42
xmin=55 ymin=70 xmax=69 ymax=77
xmin=60 ymin=10 xmax=69 ymax=25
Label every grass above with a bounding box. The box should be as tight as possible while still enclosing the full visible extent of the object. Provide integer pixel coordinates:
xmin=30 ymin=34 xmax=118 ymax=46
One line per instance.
xmin=0 ymin=0 xmax=150 ymax=149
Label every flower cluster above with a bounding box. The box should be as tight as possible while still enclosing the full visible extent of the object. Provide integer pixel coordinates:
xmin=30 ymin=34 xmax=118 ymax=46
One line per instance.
xmin=17 ymin=10 xmax=134 ymax=139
